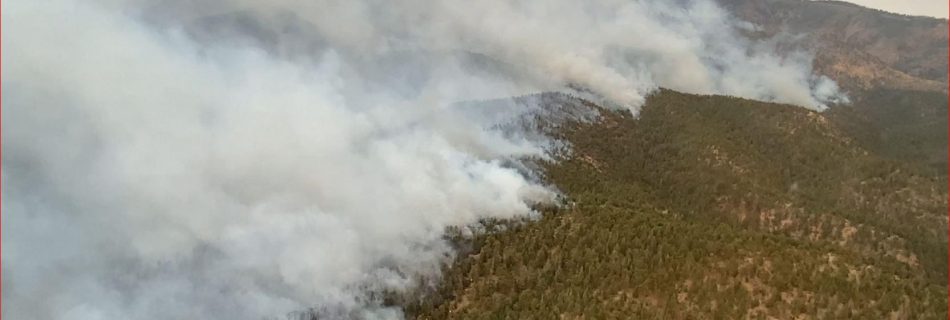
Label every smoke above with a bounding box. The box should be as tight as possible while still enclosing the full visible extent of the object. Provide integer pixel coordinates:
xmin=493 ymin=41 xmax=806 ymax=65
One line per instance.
xmin=2 ymin=0 xmax=844 ymax=319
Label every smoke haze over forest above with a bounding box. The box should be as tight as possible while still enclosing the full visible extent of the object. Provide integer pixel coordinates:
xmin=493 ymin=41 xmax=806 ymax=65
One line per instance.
xmin=2 ymin=0 xmax=847 ymax=319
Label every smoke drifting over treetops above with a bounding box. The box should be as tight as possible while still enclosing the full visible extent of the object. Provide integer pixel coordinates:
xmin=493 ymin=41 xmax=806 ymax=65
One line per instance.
xmin=2 ymin=0 xmax=846 ymax=319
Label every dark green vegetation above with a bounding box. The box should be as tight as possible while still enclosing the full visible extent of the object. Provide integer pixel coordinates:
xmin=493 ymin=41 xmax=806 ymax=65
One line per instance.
xmin=827 ymin=89 xmax=948 ymax=174
xmin=406 ymin=90 xmax=948 ymax=319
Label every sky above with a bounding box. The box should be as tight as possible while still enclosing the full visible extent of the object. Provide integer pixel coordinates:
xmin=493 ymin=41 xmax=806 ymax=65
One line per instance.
xmin=829 ymin=0 xmax=949 ymax=19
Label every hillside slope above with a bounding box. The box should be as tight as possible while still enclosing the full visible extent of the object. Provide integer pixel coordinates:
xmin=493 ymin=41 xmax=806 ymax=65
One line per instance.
xmin=720 ymin=0 xmax=948 ymax=92
xmin=407 ymin=90 xmax=947 ymax=319
xmin=827 ymin=89 xmax=948 ymax=173
xmin=718 ymin=0 xmax=949 ymax=184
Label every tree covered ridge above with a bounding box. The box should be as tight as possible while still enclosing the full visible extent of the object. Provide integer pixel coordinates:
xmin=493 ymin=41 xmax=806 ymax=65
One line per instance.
xmin=407 ymin=89 xmax=947 ymax=319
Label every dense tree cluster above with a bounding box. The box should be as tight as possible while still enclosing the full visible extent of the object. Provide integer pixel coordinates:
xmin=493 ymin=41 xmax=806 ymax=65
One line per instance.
xmin=406 ymin=90 xmax=947 ymax=319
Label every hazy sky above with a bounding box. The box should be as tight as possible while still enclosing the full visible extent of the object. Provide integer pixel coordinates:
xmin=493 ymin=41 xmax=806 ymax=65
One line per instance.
xmin=830 ymin=0 xmax=949 ymax=19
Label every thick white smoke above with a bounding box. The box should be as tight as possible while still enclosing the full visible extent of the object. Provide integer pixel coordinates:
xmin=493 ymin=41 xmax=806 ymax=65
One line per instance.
xmin=2 ymin=0 xmax=845 ymax=319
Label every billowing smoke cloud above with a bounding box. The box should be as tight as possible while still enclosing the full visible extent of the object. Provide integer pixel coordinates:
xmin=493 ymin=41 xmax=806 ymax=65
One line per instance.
xmin=2 ymin=0 xmax=844 ymax=319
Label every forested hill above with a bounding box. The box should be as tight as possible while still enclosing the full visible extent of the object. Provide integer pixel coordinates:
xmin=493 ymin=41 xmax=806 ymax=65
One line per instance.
xmin=406 ymin=90 xmax=948 ymax=319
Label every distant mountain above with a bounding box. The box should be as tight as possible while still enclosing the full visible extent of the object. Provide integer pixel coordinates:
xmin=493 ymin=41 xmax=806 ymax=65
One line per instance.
xmin=719 ymin=0 xmax=948 ymax=92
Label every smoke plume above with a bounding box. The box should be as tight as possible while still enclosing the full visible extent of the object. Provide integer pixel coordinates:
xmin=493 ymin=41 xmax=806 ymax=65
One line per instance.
xmin=2 ymin=0 xmax=844 ymax=319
